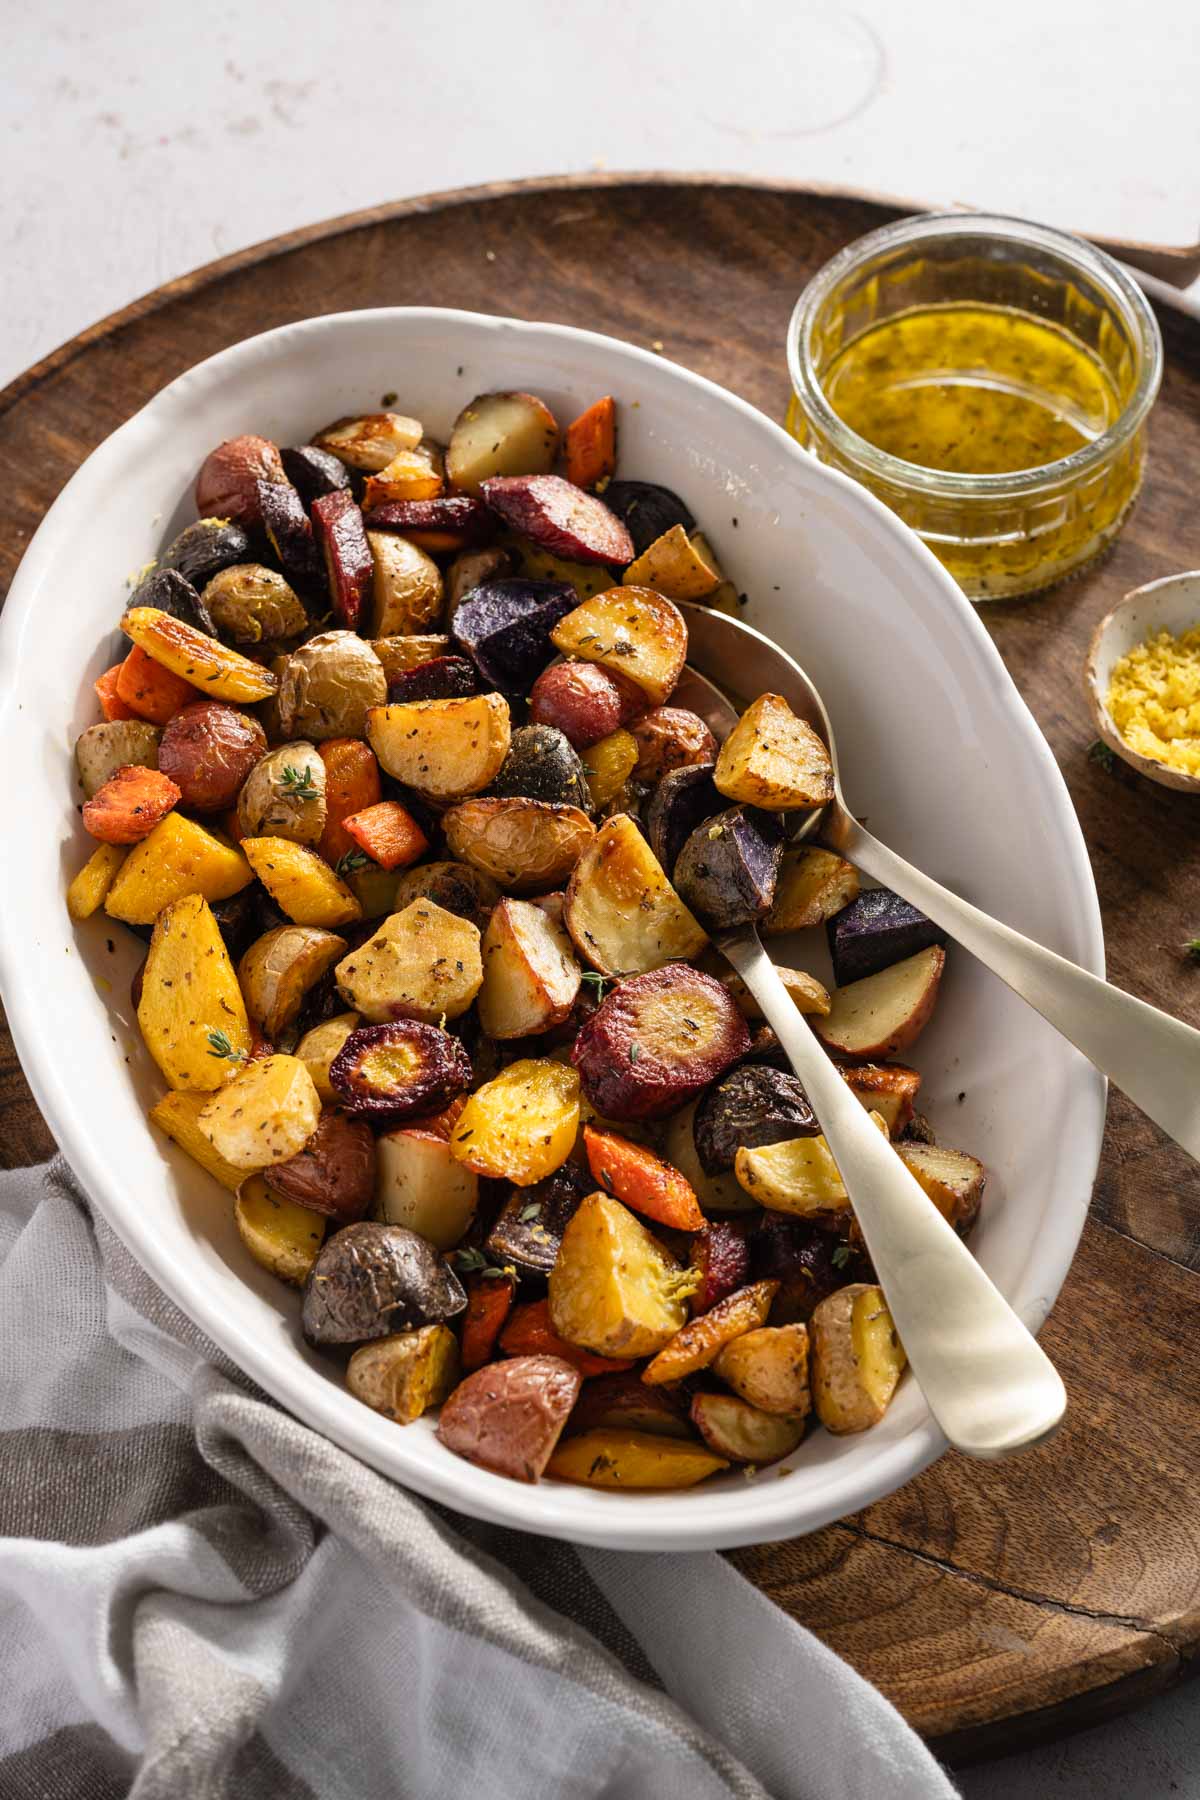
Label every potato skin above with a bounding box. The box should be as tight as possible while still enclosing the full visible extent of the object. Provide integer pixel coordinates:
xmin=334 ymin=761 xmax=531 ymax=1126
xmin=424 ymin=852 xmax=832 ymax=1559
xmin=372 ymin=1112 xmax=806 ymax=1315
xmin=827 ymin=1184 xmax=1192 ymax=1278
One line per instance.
xmin=157 ymin=701 xmax=267 ymax=813
xmin=570 ymin=964 xmax=750 ymax=1121
xmin=237 ymin=741 xmax=327 ymax=844
xmin=301 ymin=1221 xmax=467 ymax=1346
xmin=442 ymin=798 xmax=595 ymax=893
xmin=630 ymin=708 xmax=717 ymax=783
xmin=195 ymin=434 xmax=286 ymax=526
xmin=201 ymin=563 xmax=307 ymax=644
xmin=278 ymin=632 xmax=387 ymax=742
xmin=265 ymin=1107 xmax=376 ymax=1221
xmin=713 ymin=1323 xmax=811 ymax=1417
xmin=693 ymin=1063 xmax=818 ymax=1175
xmin=528 ymin=660 xmax=641 ymax=749
xmin=391 ymin=860 xmax=501 ymax=932
xmin=436 ymin=1354 xmax=581 ymax=1482
xmin=347 ymin=1325 xmax=460 ymax=1424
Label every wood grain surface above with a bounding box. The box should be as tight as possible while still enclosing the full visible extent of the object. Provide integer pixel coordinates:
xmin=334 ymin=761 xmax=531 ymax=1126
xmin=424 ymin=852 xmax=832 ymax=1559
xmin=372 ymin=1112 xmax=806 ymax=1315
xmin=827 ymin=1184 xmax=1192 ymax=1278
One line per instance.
xmin=4 ymin=174 xmax=1200 ymax=1767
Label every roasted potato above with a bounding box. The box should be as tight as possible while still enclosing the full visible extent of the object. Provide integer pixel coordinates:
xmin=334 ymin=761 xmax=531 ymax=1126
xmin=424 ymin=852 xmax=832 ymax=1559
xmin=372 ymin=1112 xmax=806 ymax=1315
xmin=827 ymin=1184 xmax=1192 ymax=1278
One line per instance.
xmin=449 ymin=1058 xmax=580 ymax=1186
xmin=296 ymin=1011 xmax=359 ymax=1101
xmin=827 ymin=888 xmax=948 ymax=986
xmin=330 ymin=1021 xmax=472 ymax=1121
xmin=693 ymin=1064 xmax=818 ymax=1175
xmin=643 ymin=1280 xmax=777 ymax=1384
xmin=480 ymin=475 xmax=633 ymax=567
xmin=622 ymin=524 xmax=721 ymax=600
xmin=370 ymin=634 xmax=453 ymax=680
xmin=137 ymin=892 xmax=252 ymax=1091
xmin=717 ymin=964 xmax=831 ymax=1021
xmin=563 ymin=813 xmax=707 ymax=977
xmin=455 ymin=577 xmax=581 ymax=698
xmin=104 ymin=813 xmax=253 ymax=925
xmin=565 ymin=1372 xmax=694 ymax=1441
xmin=362 ymin=439 xmax=445 ymax=507
xmin=347 ymin=1325 xmax=460 ymax=1424
xmin=750 ymin=1214 xmax=865 ymax=1325
xmin=578 ymin=729 xmax=640 ymax=811
xmin=839 ymin=1062 xmax=921 ymax=1137
xmin=334 ymin=900 xmax=483 ymax=1024
xmin=764 ymin=847 xmax=860 ymax=936
xmin=898 ymin=1141 xmax=986 ymax=1235
xmin=235 ymin=1174 xmax=327 ymax=1286
xmin=644 ymin=763 xmax=721 ymax=875
xmin=130 ymin=565 xmax=217 ymax=639
xmin=445 ymin=391 xmax=560 ymax=496
xmin=121 ymin=606 xmax=278 ymax=704
xmin=238 ymin=925 xmax=347 ymax=1040
xmin=264 ymin=1107 xmax=376 ymax=1222
xmin=150 ymin=1088 xmax=245 ymax=1192
xmin=629 ymin=707 xmax=717 ymax=783
xmin=437 ymin=1354 xmax=580 ymax=1482
xmin=280 ymin=443 xmax=351 ymax=504
xmin=241 ymin=837 xmax=361 ymax=929
xmin=386 ymin=655 xmax=480 ymax=704
xmin=278 ymin=632 xmax=387 ymax=743
xmin=75 ymin=719 xmax=161 ymax=799
xmin=66 ymin=842 xmax=126 ymax=921
xmin=674 ymin=806 xmax=783 ymax=931
xmin=813 ymin=946 xmax=946 ymax=1061
xmin=367 ymin=530 xmax=444 ymax=636
xmin=528 ymin=659 xmax=643 ymax=749
xmin=551 ymin=587 xmax=687 ymax=706
xmin=313 ymin=410 xmax=423 ymax=472
xmin=570 ymin=964 xmax=749 ymax=1122
xmin=714 ymin=693 xmax=834 ymax=811
xmin=689 ymin=1392 xmax=804 ymax=1465
xmin=491 ymin=725 xmax=592 ymax=812
xmin=446 ymin=543 xmax=515 ymax=617
xmin=367 ymin=694 xmax=511 ymax=799
xmin=810 ymin=1283 xmax=907 ymax=1434
xmin=734 ymin=1114 xmax=887 ymax=1219
xmin=484 ymin=1162 xmax=590 ymax=1277
xmin=200 ymin=1053 xmax=322 ymax=1170
xmin=391 ymin=861 xmax=501 ymax=932
xmin=602 ymin=480 xmax=695 ymax=557
xmin=200 ymin=564 xmax=307 ymax=644
xmin=237 ymin=742 xmax=327 ymax=845
xmin=442 ymin=797 xmax=594 ymax=893
xmin=374 ymin=1121 xmax=480 ymax=1250
xmin=712 ymin=1323 xmax=810 ymax=1416
xmin=548 ymin=1192 xmax=692 ymax=1358
xmin=194 ymin=436 xmax=285 ymax=526
xmin=478 ymin=897 xmax=582 ymax=1039
xmin=157 ymin=702 xmax=267 ymax=814
xmin=302 ymin=1220 xmax=467 ymax=1346
xmin=663 ymin=1102 xmax=755 ymax=1213
xmin=546 ymin=1428 xmax=727 ymax=1489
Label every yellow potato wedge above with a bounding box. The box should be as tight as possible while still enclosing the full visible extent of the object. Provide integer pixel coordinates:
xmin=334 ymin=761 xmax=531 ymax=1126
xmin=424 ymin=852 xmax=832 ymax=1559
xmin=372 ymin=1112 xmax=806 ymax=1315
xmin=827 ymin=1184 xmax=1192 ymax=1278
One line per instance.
xmin=347 ymin=1324 xmax=460 ymax=1423
xmin=550 ymin=586 xmax=687 ymax=706
xmin=508 ymin=537 xmax=613 ymax=602
xmin=120 ymin=605 xmax=277 ymax=703
xmin=689 ymin=1392 xmax=805 ymax=1465
xmin=548 ymin=1192 xmax=693 ymax=1358
xmin=442 ymin=797 xmax=595 ymax=892
xmin=714 ymin=693 xmax=834 ymax=811
xmin=67 ymin=842 xmax=127 ymax=921
xmin=199 ymin=1053 xmax=322 ymax=1170
xmin=643 ymin=1280 xmax=778 ymax=1385
xmin=579 ymin=728 xmax=639 ymax=810
xmin=241 ymin=836 xmax=362 ymax=930
xmin=713 ymin=1323 xmax=811 ymax=1417
xmin=296 ymin=1011 xmax=360 ymax=1102
xmin=375 ymin=1124 xmax=479 ymax=1250
xmin=367 ymin=531 xmax=444 ymax=636
xmin=238 ymin=925 xmax=347 ymax=1041
xmin=369 ymin=634 xmax=453 ymax=680
xmin=622 ymin=524 xmax=721 ymax=600
xmin=137 ymin=892 xmax=252 ymax=1092
xmin=362 ymin=439 xmax=445 ymax=507
xmin=898 ymin=1141 xmax=986 ymax=1235
xmin=366 ymin=693 xmax=511 ymax=799
xmin=450 ymin=1058 xmax=580 ymax=1186
xmin=839 ymin=1063 xmax=921 ymax=1137
xmin=813 ymin=946 xmax=945 ymax=1061
xmin=718 ymin=963 xmax=830 ymax=1019
xmin=564 ymin=813 xmax=707 ymax=976
xmin=313 ymin=410 xmax=423 ymax=471
xmin=811 ymin=1282 xmax=906 ymax=1434
xmin=150 ymin=1088 xmax=245 ymax=1192
xmin=235 ymin=1174 xmax=327 ymax=1286
xmin=546 ymin=1427 xmax=728 ymax=1489
xmin=734 ymin=1113 xmax=888 ymax=1218
xmin=334 ymin=900 xmax=482 ymax=1024
xmin=104 ymin=813 xmax=253 ymax=926
xmin=763 ymin=847 xmax=860 ymax=935
xmin=478 ymin=897 xmax=581 ymax=1039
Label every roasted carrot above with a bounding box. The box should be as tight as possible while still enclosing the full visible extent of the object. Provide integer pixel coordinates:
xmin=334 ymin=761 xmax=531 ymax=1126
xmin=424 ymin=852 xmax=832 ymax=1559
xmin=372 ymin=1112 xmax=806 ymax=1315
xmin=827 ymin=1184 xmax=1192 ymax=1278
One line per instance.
xmin=318 ymin=738 xmax=382 ymax=863
xmin=94 ymin=663 xmax=136 ymax=721
xmin=499 ymin=1298 xmax=635 ymax=1378
xmin=82 ymin=765 xmax=182 ymax=845
xmin=115 ymin=644 xmax=201 ymax=725
xmin=460 ymin=1272 xmax=517 ymax=1372
xmin=584 ymin=1125 xmax=705 ymax=1231
xmin=565 ymin=396 xmax=616 ymax=489
xmin=341 ymin=799 xmax=429 ymax=872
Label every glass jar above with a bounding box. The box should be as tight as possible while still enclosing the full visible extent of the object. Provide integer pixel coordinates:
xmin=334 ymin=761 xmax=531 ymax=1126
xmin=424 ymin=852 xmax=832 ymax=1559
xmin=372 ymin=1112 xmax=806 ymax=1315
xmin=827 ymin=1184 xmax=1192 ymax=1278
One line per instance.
xmin=786 ymin=214 xmax=1163 ymax=601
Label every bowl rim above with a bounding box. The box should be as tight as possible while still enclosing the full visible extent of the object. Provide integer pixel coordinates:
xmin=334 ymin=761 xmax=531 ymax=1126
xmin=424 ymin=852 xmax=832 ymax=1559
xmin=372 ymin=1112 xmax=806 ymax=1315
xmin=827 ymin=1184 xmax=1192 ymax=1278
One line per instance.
xmin=1084 ymin=571 xmax=1200 ymax=793
xmin=0 ymin=306 xmax=1107 ymax=1548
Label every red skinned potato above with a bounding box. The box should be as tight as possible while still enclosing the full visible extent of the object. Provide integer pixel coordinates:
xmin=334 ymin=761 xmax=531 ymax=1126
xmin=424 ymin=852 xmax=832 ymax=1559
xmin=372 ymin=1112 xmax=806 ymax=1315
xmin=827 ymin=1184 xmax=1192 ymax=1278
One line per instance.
xmin=436 ymin=1353 xmax=581 ymax=1482
xmin=195 ymin=435 xmax=286 ymax=526
xmin=814 ymin=946 xmax=946 ymax=1061
xmin=445 ymin=391 xmax=560 ymax=495
xmin=312 ymin=491 xmax=374 ymax=631
xmin=480 ymin=475 xmax=635 ymax=567
xmin=528 ymin=660 xmax=644 ymax=749
xmin=264 ymin=1108 xmax=376 ymax=1222
xmin=330 ymin=1021 xmax=472 ymax=1122
xmin=157 ymin=702 xmax=268 ymax=813
xmin=571 ymin=964 xmax=751 ymax=1121
xmin=630 ymin=709 xmax=718 ymax=783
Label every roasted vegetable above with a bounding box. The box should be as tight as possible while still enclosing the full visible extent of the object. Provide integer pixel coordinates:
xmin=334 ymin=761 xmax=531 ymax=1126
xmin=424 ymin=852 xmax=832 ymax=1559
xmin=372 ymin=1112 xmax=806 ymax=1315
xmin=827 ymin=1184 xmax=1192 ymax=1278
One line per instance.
xmin=238 ymin=925 xmax=347 ymax=1040
xmin=547 ymin=1428 xmax=726 ymax=1489
xmin=367 ymin=529 xmax=444 ymax=637
xmin=579 ymin=730 xmax=640 ymax=811
xmin=630 ymin=708 xmax=717 ymax=783
xmin=75 ymin=719 xmax=162 ymax=800
xmin=391 ymin=861 xmax=501 ymax=932
xmin=370 ymin=634 xmax=453 ymax=680
xmin=478 ymin=897 xmax=581 ymax=1039
xmin=130 ymin=566 xmax=218 ymax=638
xmin=528 ymin=659 xmax=643 ymax=749
xmin=484 ymin=1161 xmax=590 ymax=1277
xmin=161 ymin=515 xmax=259 ymax=590
xmin=121 ymin=606 xmax=278 ymax=704
xmin=839 ymin=1062 xmax=921 ymax=1136
xmin=341 ymin=800 xmax=428 ymax=872
xmin=115 ymin=645 xmax=202 ymax=724
xmin=195 ymin=436 xmax=285 ymax=526
xmin=549 ymin=1191 xmax=691 ymax=1358
xmin=480 ymin=474 xmax=633 ymax=567
xmin=765 ymin=847 xmax=860 ymax=936
xmin=312 ymin=411 xmax=422 ymax=472
xmin=491 ymin=725 xmax=592 ymax=811
xmin=750 ymin=1214 xmax=863 ymax=1324
xmin=104 ymin=813 xmax=253 ymax=925
xmin=374 ymin=1121 xmax=479 ymax=1250
xmin=664 ymin=1103 xmax=755 ymax=1215
xmin=713 ymin=1323 xmax=811 ymax=1417
xmin=386 ymin=656 xmax=479 ymax=704
xmin=347 ymin=1325 xmax=460 ymax=1423
xmin=498 ymin=1298 xmax=635 ymax=1378
xmin=262 ymin=1108 xmax=375 ymax=1221
xmin=296 ymin=1011 xmax=359 ymax=1102
xmin=278 ymin=632 xmax=387 ymax=743
xmin=66 ymin=842 xmax=126 ymax=921
xmin=717 ymin=963 xmax=830 ymax=1021
xmin=310 ymin=491 xmax=372 ymax=629
xmin=564 ymin=395 xmax=616 ymax=489
xmin=601 ymin=480 xmax=695 ymax=558
xmin=450 ymin=1058 xmax=580 ymax=1186
xmin=453 ymin=577 xmax=576 ymax=694
xmin=445 ymin=544 xmax=515 ymax=618
xmin=551 ymin=587 xmax=687 ymax=707
xmin=623 ymin=525 xmax=721 ymax=600
xmin=827 ymin=888 xmax=948 ymax=987
xmin=445 ymin=391 xmax=560 ymax=495
xmin=644 ymin=763 xmax=721 ymax=875
xmin=563 ymin=813 xmax=706 ymax=977
xmin=201 ymin=564 xmax=307 ymax=645
xmin=156 ymin=702 xmax=267 ymax=814
xmin=316 ymin=737 xmax=382 ymax=863
xmin=280 ymin=443 xmax=352 ymax=504
xmin=437 ymin=1354 xmax=580 ymax=1482
xmin=150 ymin=1087 xmax=245 ymax=1192
xmin=566 ymin=1372 xmax=693 ymax=1441
xmin=690 ymin=1219 xmax=755 ymax=1313
xmin=257 ymin=478 xmax=326 ymax=596
xmin=329 ymin=1020 xmax=472 ymax=1122
xmin=302 ymin=1221 xmax=467 ymax=1346
xmin=643 ymin=1280 xmax=777 ymax=1384
xmin=137 ymin=892 xmax=251 ymax=1090
xmin=810 ymin=1283 xmax=906 ymax=1434
xmin=714 ymin=693 xmax=834 ymax=811
xmin=898 ymin=1141 xmax=986 ymax=1235
xmin=362 ymin=439 xmax=445 ymax=507
xmin=442 ymin=797 xmax=594 ymax=892
xmin=734 ymin=1114 xmax=887 ymax=1219
xmin=237 ymin=742 xmax=327 ymax=844
xmin=367 ymin=694 xmax=511 ymax=799
xmin=460 ymin=1272 xmax=517 ymax=1371
xmin=689 ymin=1392 xmax=804 ymax=1465
xmin=571 ymin=964 xmax=749 ymax=1122
xmin=83 ymin=765 xmax=180 ymax=844
xmin=363 ymin=496 xmax=496 ymax=554
xmin=674 ymin=806 xmax=783 ymax=930
xmin=241 ymin=837 xmax=361 ymax=929
xmin=814 ymin=946 xmax=946 ymax=1061
xmin=334 ymin=900 xmax=483 ymax=1024
xmin=235 ymin=1175 xmax=327 ymax=1287
xmin=693 ymin=1063 xmax=818 ymax=1175
xmin=94 ymin=662 xmax=134 ymax=721
xmin=583 ymin=1125 xmax=704 ymax=1230
xmin=200 ymin=1052 xmax=322 ymax=1170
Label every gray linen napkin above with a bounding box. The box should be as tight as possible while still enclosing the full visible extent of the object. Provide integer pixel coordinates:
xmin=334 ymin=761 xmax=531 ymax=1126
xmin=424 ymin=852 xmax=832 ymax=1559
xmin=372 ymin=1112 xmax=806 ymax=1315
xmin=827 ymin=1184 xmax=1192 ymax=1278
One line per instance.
xmin=0 ymin=1157 xmax=958 ymax=1800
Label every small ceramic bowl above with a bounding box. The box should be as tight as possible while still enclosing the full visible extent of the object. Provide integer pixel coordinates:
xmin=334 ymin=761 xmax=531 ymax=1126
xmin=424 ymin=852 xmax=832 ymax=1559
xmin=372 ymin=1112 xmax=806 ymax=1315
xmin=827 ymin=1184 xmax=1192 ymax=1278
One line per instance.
xmin=1085 ymin=571 xmax=1200 ymax=793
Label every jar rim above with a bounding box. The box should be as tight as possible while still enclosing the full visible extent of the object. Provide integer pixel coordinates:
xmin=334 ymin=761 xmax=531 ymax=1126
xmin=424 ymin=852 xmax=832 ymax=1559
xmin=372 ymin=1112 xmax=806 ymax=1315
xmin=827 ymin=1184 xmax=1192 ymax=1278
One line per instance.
xmin=786 ymin=212 xmax=1164 ymax=499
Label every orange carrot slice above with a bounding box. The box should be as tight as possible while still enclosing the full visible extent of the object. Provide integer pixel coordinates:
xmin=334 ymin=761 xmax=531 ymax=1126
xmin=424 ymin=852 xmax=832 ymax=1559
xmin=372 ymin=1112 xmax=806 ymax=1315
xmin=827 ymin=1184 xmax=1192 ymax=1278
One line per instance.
xmin=460 ymin=1272 xmax=517 ymax=1372
xmin=341 ymin=800 xmax=429 ymax=872
xmin=565 ymin=397 xmax=616 ymax=489
xmin=94 ymin=663 xmax=136 ymax=721
xmin=115 ymin=645 xmax=201 ymax=725
xmin=318 ymin=738 xmax=382 ymax=863
xmin=583 ymin=1125 xmax=705 ymax=1231
xmin=82 ymin=765 xmax=181 ymax=844
xmin=499 ymin=1298 xmax=635 ymax=1378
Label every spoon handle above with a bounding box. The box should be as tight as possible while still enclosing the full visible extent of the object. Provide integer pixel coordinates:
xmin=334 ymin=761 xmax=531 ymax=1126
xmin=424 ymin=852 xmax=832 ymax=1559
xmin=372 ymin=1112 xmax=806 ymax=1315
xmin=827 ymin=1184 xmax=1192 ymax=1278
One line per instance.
xmin=717 ymin=930 xmax=1067 ymax=1460
xmin=833 ymin=815 xmax=1200 ymax=1161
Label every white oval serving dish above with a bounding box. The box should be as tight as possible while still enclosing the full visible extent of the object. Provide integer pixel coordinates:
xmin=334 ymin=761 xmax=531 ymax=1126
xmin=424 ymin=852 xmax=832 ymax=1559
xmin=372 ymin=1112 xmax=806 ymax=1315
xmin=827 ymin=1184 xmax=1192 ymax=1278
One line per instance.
xmin=0 ymin=309 xmax=1106 ymax=1550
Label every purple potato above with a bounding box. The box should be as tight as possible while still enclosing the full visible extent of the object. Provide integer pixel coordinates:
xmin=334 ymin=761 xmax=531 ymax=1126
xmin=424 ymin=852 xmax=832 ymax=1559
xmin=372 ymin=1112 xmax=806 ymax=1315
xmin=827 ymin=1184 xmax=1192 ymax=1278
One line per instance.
xmin=826 ymin=888 xmax=947 ymax=987
xmin=281 ymin=444 xmax=353 ymax=506
xmin=484 ymin=1162 xmax=591 ymax=1277
xmin=601 ymin=480 xmax=696 ymax=557
xmin=693 ymin=1063 xmax=819 ymax=1175
xmin=452 ymin=577 xmax=577 ymax=694
xmin=672 ymin=806 xmax=783 ymax=930
xmin=301 ymin=1221 xmax=467 ymax=1346
xmin=160 ymin=518 xmax=251 ymax=589
xmin=644 ymin=762 xmax=720 ymax=874
xmin=129 ymin=566 xmax=217 ymax=639
xmin=490 ymin=725 xmax=592 ymax=811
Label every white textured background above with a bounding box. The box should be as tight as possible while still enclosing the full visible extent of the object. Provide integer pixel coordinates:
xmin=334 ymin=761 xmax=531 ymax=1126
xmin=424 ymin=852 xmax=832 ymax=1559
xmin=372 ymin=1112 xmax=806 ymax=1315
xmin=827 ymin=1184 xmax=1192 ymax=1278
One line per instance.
xmin=3 ymin=1 xmax=1200 ymax=1793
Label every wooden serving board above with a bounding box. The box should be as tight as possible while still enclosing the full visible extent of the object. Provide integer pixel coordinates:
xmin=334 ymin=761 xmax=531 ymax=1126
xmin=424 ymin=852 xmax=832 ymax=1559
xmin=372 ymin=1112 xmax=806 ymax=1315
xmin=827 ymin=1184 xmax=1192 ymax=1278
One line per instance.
xmin=4 ymin=174 xmax=1200 ymax=1767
